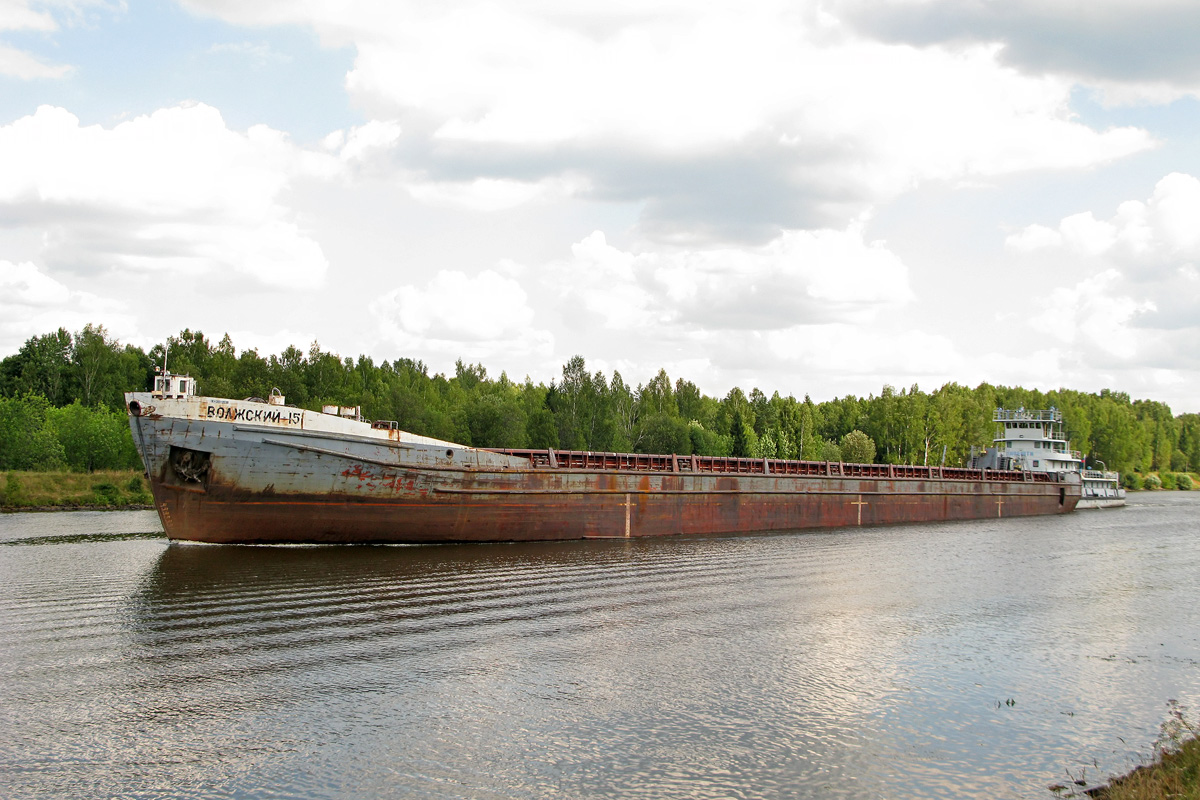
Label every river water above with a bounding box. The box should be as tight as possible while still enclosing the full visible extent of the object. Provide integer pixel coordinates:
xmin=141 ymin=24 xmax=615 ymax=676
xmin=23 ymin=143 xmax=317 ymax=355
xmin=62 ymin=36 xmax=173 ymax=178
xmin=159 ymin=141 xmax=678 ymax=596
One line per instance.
xmin=1 ymin=494 xmax=1197 ymax=799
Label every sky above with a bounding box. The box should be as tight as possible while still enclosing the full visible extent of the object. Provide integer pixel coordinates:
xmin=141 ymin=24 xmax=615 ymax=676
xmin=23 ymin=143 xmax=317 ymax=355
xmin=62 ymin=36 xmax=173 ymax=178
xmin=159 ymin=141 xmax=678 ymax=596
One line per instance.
xmin=1 ymin=0 xmax=1199 ymax=412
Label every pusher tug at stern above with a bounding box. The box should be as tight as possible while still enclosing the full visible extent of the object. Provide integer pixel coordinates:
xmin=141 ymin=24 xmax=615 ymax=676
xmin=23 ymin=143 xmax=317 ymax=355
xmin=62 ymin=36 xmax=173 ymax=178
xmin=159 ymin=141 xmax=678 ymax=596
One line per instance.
xmin=970 ymin=407 xmax=1126 ymax=509
xmin=126 ymin=374 xmax=1082 ymax=544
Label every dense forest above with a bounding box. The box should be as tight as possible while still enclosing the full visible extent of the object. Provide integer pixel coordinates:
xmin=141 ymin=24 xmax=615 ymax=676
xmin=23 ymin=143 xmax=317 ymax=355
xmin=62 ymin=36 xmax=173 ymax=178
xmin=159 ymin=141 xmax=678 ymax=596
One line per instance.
xmin=2 ymin=325 xmax=1198 ymax=488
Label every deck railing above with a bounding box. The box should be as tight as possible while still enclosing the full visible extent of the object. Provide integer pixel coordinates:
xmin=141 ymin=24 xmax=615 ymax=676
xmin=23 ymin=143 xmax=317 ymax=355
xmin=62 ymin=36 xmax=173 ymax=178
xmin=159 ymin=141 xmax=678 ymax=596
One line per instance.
xmin=489 ymin=448 xmax=1059 ymax=483
xmin=994 ymin=408 xmax=1062 ymax=422
xmin=1082 ymin=469 xmax=1119 ymax=480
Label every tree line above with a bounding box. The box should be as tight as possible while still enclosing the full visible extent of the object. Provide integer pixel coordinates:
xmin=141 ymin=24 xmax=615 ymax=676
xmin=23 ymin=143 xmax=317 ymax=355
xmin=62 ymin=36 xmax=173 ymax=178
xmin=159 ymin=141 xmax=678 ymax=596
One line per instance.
xmin=1 ymin=325 xmax=1198 ymax=483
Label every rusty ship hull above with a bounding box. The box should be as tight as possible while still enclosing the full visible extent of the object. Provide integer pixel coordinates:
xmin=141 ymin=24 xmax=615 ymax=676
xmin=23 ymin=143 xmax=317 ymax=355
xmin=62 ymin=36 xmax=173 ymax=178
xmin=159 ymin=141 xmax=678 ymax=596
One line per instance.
xmin=126 ymin=392 xmax=1081 ymax=544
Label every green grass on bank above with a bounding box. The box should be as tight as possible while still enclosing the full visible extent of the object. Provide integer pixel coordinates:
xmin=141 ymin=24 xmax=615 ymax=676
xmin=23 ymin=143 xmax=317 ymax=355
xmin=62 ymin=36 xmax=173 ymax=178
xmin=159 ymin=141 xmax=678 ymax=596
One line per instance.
xmin=1092 ymin=738 xmax=1200 ymax=800
xmin=1057 ymin=703 xmax=1200 ymax=799
xmin=1 ymin=469 xmax=152 ymax=509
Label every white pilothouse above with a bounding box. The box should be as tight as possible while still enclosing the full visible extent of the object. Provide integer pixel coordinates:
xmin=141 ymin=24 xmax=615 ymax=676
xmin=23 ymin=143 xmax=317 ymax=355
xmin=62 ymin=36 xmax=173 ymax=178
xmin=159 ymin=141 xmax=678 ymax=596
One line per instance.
xmin=973 ymin=407 xmax=1125 ymax=508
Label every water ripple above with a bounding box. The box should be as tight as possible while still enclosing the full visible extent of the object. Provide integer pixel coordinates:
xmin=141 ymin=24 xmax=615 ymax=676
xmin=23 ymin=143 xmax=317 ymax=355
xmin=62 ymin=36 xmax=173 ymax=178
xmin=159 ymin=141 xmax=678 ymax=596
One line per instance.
xmin=2 ymin=497 xmax=1200 ymax=799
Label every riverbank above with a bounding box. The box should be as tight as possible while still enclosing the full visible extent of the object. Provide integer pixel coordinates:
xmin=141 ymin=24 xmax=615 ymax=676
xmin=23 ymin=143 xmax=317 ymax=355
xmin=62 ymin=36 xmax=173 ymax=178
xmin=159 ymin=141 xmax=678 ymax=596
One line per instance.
xmin=1083 ymin=733 xmax=1199 ymax=799
xmin=1 ymin=469 xmax=152 ymax=510
xmin=1132 ymin=471 xmax=1199 ymax=491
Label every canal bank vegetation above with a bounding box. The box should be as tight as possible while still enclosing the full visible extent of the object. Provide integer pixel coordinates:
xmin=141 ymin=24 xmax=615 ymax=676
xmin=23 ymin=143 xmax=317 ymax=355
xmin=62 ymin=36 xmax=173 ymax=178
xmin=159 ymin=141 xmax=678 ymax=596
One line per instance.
xmin=1129 ymin=472 xmax=1197 ymax=491
xmin=1094 ymin=738 xmax=1200 ymax=799
xmin=3 ymin=325 xmax=1200 ymax=485
xmin=2 ymin=469 xmax=151 ymax=509
xmin=1055 ymin=702 xmax=1199 ymax=799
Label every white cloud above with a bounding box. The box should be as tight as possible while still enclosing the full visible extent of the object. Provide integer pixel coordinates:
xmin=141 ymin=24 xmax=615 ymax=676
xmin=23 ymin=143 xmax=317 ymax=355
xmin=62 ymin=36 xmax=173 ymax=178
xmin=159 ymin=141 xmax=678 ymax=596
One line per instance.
xmin=1030 ymin=269 xmax=1156 ymax=359
xmin=1146 ymin=172 xmax=1200 ymax=254
xmin=561 ymin=231 xmax=659 ymax=330
xmin=0 ymin=104 xmax=343 ymax=288
xmin=380 ymin=269 xmax=534 ymax=340
xmin=0 ymin=260 xmax=134 ymax=353
xmin=766 ymin=324 xmax=961 ymax=377
xmin=223 ymin=328 xmax=319 ymax=359
xmin=0 ymin=260 xmax=69 ymax=306
xmin=1004 ymin=173 xmax=1200 ymax=378
xmin=553 ymin=225 xmax=912 ymax=332
xmin=1007 ymin=172 xmax=1200 ymax=267
xmin=833 ymin=0 xmax=1200 ymax=105
xmin=181 ymin=0 xmax=1154 ymax=234
xmin=1059 ymin=212 xmax=1119 ymax=256
xmin=371 ymin=269 xmax=554 ymax=363
xmin=1005 ymin=223 xmax=1062 ymax=252
xmin=4 ymin=0 xmax=1194 ymax=412
xmin=406 ymin=174 xmax=589 ymax=212
xmin=332 ymin=119 xmax=402 ymax=163
xmin=359 ymin=226 xmax=918 ymax=394
xmin=0 ymin=2 xmax=57 ymax=32
xmin=0 ymin=43 xmax=71 ymax=78
xmin=0 ymin=0 xmax=120 ymax=79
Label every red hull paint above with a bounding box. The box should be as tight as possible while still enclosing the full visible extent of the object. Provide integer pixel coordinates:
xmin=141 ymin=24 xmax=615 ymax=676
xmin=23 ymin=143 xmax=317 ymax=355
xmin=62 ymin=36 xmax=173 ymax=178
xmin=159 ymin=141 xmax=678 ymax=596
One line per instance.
xmin=151 ymin=468 xmax=1079 ymax=544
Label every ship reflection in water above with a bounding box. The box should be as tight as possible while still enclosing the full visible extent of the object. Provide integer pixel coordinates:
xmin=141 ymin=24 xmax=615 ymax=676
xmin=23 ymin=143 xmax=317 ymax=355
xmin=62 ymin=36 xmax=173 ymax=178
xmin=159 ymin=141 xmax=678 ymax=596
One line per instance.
xmin=2 ymin=496 xmax=1199 ymax=799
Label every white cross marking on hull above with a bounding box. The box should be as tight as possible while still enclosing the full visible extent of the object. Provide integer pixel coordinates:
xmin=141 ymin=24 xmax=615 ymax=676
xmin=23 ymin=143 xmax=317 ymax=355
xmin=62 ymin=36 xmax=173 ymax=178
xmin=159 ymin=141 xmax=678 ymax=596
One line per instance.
xmin=850 ymin=495 xmax=868 ymax=525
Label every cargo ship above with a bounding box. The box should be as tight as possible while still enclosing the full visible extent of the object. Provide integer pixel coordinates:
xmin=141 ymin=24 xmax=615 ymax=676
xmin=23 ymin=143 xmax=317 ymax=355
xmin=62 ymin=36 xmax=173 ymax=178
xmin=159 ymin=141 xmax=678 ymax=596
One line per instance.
xmin=126 ymin=374 xmax=1082 ymax=544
